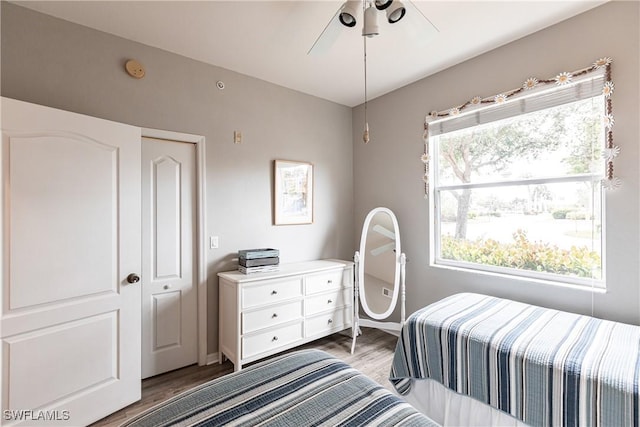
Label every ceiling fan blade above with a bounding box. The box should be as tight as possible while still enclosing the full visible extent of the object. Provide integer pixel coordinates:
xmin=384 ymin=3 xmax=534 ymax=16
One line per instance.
xmin=307 ymin=4 xmax=344 ymax=55
xmin=372 ymin=224 xmax=395 ymax=240
xmin=402 ymin=0 xmax=439 ymax=42
xmin=371 ymin=242 xmax=395 ymax=256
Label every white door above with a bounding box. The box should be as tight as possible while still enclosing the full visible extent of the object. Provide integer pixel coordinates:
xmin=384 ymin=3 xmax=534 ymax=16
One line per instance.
xmin=0 ymin=98 xmax=141 ymax=425
xmin=141 ymin=137 xmax=197 ymax=379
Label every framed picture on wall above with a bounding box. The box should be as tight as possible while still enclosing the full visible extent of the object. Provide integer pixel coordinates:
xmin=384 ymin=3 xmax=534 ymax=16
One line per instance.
xmin=273 ymin=159 xmax=314 ymax=225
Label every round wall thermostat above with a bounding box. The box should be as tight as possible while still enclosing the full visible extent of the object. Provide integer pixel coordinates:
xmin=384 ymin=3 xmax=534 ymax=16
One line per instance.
xmin=125 ymin=59 xmax=145 ymax=79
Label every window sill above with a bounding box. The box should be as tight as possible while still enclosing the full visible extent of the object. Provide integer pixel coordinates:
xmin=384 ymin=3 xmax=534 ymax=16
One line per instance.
xmin=432 ymin=260 xmax=606 ymax=293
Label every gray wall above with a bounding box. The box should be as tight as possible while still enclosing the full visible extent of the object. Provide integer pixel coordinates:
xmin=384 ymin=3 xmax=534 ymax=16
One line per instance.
xmin=354 ymin=1 xmax=640 ymax=325
xmin=0 ymin=2 xmax=354 ymax=354
xmin=2 ymin=1 xmax=639 ymax=364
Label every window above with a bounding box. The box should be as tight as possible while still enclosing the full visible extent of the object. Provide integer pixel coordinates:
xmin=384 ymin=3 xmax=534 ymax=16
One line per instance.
xmin=430 ymin=71 xmax=606 ymax=287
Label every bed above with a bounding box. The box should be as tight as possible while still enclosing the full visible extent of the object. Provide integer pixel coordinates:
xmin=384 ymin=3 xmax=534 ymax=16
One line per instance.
xmin=121 ymin=349 xmax=439 ymax=427
xmin=390 ymin=293 xmax=640 ymax=427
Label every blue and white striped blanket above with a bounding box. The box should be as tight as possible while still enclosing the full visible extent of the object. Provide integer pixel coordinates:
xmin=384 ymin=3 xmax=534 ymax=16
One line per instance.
xmin=122 ymin=349 xmax=438 ymax=427
xmin=390 ymin=293 xmax=640 ymax=427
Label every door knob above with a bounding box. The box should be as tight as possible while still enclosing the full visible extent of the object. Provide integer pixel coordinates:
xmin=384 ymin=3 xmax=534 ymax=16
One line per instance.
xmin=126 ymin=273 xmax=141 ymax=284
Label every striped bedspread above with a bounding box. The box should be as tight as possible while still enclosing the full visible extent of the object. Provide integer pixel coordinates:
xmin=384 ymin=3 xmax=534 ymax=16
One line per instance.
xmin=122 ymin=349 xmax=438 ymax=427
xmin=390 ymin=293 xmax=640 ymax=427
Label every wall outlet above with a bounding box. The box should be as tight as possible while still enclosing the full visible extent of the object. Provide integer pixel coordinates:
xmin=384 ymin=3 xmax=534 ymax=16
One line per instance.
xmin=233 ymin=131 xmax=242 ymax=144
xmin=382 ymin=287 xmax=392 ymax=298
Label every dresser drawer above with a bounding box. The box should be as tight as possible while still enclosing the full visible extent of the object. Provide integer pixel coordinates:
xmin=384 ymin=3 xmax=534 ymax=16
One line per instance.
xmin=242 ymin=322 xmax=303 ymax=359
xmin=305 ymin=289 xmax=350 ymax=317
xmin=242 ymin=278 xmax=302 ymax=309
xmin=242 ymin=300 xmax=303 ymax=334
xmin=305 ymin=308 xmax=351 ymax=338
xmin=305 ymin=270 xmax=346 ymax=295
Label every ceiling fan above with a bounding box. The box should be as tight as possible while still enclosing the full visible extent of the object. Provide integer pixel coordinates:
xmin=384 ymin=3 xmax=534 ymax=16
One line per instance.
xmin=307 ymin=0 xmax=437 ymax=143
xmin=307 ymin=0 xmax=437 ymax=55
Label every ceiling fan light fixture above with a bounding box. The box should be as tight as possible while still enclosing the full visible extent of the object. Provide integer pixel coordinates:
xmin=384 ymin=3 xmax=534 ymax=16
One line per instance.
xmin=386 ymin=1 xmax=406 ymax=23
xmin=362 ymin=4 xmax=379 ymax=38
xmin=374 ymin=0 xmax=393 ymax=10
xmin=339 ymin=1 xmax=359 ymax=27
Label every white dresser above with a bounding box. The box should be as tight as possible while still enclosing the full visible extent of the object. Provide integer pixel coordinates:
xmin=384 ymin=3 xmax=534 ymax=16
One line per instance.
xmin=218 ymin=259 xmax=353 ymax=371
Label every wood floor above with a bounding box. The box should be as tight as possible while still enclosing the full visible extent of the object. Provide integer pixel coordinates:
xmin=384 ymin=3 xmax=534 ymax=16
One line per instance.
xmin=91 ymin=328 xmax=398 ymax=427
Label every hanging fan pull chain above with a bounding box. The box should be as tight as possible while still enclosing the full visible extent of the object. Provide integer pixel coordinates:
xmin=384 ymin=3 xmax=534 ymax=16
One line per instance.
xmin=363 ymin=31 xmax=370 ymax=144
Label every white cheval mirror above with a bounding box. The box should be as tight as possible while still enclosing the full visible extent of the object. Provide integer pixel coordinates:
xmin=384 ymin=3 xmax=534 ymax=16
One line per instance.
xmin=351 ymin=207 xmax=406 ymax=354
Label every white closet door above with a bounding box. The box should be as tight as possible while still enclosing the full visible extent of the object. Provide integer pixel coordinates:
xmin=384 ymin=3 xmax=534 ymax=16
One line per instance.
xmin=141 ymin=137 xmax=197 ymax=379
xmin=0 ymin=98 xmax=141 ymax=426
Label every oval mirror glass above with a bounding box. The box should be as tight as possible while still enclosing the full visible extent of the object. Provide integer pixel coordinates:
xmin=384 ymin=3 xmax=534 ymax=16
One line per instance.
xmin=358 ymin=207 xmax=400 ymax=320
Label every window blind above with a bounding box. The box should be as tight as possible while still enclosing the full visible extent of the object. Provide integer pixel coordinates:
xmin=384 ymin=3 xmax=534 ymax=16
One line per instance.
xmin=428 ymin=69 xmax=606 ymax=137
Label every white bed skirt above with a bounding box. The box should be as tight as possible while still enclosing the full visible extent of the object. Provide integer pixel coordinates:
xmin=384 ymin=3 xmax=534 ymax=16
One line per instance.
xmin=400 ymin=379 xmax=530 ymax=427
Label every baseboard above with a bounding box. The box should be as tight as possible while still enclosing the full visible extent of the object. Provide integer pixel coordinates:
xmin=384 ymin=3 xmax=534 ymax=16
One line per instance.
xmin=206 ymin=352 xmax=220 ymax=365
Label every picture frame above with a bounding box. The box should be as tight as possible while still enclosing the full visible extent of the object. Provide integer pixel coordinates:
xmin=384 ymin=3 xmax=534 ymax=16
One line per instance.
xmin=273 ymin=159 xmax=314 ymax=225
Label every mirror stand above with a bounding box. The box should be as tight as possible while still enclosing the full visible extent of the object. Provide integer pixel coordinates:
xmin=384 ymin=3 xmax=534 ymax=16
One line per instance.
xmin=351 ymin=250 xmax=406 ymax=354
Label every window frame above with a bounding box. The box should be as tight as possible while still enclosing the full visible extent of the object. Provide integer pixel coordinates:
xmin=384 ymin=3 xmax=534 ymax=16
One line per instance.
xmin=428 ymin=76 xmax=607 ymax=289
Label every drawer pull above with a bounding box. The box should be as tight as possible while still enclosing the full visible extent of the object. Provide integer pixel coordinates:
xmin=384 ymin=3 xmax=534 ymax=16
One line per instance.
xmin=327 ymin=319 xmax=333 ymax=324
xmin=272 ymin=313 xmax=278 ymax=318
xmin=272 ymin=336 xmax=278 ymax=341
xmin=327 ymin=280 xmax=333 ymax=284
xmin=327 ymin=299 xmax=333 ymax=304
xmin=271 ymin=290 xmax=278 ymax=295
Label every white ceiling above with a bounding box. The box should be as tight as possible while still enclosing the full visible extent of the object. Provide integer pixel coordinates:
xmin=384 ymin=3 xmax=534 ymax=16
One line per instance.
xmin=14 ymin=0 xmax=607 ymax=107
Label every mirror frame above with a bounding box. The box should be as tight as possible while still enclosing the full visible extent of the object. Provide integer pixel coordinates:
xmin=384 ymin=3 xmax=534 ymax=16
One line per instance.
xmin=357 ymin=207 xmax=401 ymax=320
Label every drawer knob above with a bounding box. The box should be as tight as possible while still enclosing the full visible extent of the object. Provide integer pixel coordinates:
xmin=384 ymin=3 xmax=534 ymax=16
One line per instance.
xmin=271 ymin=290 xmax=278 ymax=295
xmin=272 ymin=336 xmax=278 ymax=341
xmin=327 ymin=299 xmax=333 ymax=304
xmin=272 ymin=313 xmax=278 ymax=318
xmin=327 ymin=319 xmax=333 ymax=324
xmin=327 ymin=280 xmax=333 ymax=284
